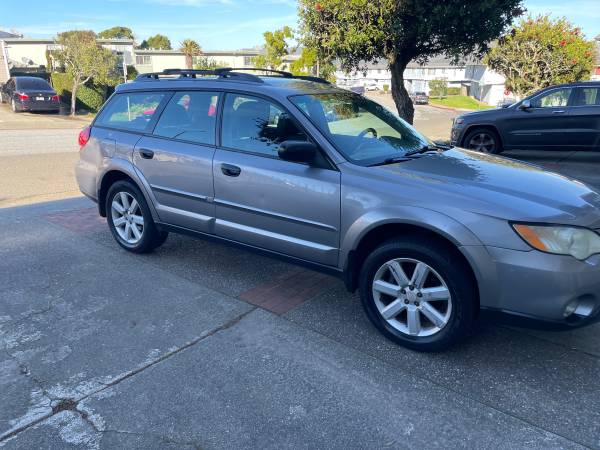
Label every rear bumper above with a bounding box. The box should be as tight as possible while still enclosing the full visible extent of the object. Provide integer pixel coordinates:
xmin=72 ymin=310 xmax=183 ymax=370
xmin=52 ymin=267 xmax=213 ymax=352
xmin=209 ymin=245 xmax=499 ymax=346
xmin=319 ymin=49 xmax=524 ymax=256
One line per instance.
xmin=463 ymin=245 xmax=600 ymax=329
xmin=16 ymin=100 xmax=60 ymax=111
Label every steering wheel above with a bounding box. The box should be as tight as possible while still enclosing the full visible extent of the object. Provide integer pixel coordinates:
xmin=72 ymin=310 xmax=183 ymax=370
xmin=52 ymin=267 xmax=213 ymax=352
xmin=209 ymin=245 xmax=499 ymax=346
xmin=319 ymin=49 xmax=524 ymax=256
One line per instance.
xmin=358 ymin=127 xmax=378 ymax=139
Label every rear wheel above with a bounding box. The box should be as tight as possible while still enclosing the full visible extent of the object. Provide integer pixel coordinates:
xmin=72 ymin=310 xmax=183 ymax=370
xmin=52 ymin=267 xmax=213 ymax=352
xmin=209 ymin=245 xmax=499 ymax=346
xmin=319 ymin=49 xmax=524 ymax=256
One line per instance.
xmin=11 ymin=99 xmax=20 ymax=113
xmin=359 ymin=237 xmax=476 ymax=352
xmin=464 ymin=128 xmax=502 ymax=154
xmin=106 ymin=180 xmax=168 ymax=253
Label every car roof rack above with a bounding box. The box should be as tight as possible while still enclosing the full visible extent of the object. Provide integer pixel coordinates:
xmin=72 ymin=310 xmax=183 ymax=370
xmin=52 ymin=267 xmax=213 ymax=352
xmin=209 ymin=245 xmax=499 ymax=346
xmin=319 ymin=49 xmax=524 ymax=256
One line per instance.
xmin=134 ymin=67 xmax=330 ymax=85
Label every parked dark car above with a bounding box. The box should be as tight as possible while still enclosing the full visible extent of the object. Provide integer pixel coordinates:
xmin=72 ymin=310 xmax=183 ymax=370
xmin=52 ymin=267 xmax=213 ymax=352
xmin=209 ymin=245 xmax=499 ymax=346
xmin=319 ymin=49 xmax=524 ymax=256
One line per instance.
xmin=452 ymin=81 xmax=600 ymax=153
xmin=411 ymin=92 xmax=429 ymax=105
xmin=0 ymin=76 xmax=60 ymax=113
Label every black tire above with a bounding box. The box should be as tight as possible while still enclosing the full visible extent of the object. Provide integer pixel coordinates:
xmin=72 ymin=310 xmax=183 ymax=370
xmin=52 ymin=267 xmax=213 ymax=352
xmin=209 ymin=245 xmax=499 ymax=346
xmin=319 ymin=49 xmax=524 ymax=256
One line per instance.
xmin=359 ymin=236 xmax=477 ymax=352
xmin=463 ymin=127 xmax=503 ymax=154
xmin=106 ymin=180 xmax=168 ymax=253
xmin=11 ymin=99 xmax=20 ymax=113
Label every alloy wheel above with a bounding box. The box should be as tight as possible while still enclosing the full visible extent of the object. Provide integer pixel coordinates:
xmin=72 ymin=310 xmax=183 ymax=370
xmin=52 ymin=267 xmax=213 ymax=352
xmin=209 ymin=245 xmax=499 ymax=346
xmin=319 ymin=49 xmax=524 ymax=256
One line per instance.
xmin=468 ymin=133 xmax=495 ymax=153
xmin=111 ymin=192 xmax=144 ymax=245
xmin=372 ymin=258 xmax=452 ymax=337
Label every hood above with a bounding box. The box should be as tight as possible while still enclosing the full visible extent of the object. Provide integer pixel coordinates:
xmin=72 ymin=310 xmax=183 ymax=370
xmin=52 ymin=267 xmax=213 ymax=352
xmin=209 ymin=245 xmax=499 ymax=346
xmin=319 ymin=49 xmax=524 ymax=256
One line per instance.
xmin=374 ymin=148 xmax=600 ymax=228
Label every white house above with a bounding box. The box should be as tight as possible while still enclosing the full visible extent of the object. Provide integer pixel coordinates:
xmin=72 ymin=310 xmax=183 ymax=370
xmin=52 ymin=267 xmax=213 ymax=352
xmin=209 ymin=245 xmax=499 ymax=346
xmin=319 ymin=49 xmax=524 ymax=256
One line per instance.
xmin=133 ymin=48 xmax=261 ymax=73
xmin=335 ymin=56 xmax=509 ymax=105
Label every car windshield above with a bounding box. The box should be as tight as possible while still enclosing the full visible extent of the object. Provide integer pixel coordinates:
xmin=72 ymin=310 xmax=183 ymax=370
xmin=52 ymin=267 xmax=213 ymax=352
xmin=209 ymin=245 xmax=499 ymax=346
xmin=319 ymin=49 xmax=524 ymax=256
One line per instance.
xmin=290 ymin=92 xmax=430 ymax=165
xmin=16 ymin=78 xmax=51 ymax=90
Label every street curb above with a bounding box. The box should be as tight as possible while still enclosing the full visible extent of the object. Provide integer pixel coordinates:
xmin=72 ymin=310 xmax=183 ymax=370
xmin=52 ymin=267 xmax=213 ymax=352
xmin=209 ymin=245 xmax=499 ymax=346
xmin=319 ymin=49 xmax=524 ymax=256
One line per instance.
xmin=427 ymin=103 xmax=472 ymax=113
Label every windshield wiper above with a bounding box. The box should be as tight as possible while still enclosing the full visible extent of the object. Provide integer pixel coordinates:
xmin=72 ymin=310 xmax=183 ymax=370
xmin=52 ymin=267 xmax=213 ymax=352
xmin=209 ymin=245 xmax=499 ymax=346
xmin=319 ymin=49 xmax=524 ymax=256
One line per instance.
xmin=369 ymin=156 xmax=413 ymax=166
xmin=405 ymin=143 xmax=453 ymax=156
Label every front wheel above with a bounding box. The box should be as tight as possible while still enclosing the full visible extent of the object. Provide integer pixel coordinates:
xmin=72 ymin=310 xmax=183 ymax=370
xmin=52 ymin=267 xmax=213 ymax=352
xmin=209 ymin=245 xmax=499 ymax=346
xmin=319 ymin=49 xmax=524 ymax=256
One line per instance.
xmin=463 ymin=128 xmax=502 ymax=154
xmin=359 ymin=237 xmax=477 ymax=352
xmin=106 ymin=180 xmax=168 ymax=253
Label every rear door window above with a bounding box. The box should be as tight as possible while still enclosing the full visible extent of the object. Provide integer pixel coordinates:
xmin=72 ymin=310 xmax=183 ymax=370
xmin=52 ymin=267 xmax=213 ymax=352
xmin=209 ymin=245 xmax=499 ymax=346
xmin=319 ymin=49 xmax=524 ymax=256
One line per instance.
xmin=153 ymin=91 xmax=219 ymax=145
xmin=573 ymin=87 xmax=600 ymax=106
xmin=95 ymin=92 xmax=165 ymax=132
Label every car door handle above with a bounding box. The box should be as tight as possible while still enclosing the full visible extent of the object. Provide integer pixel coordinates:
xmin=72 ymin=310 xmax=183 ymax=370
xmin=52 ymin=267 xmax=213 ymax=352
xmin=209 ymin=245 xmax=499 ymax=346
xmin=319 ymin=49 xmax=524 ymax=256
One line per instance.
xmin=139 ymin=148 xmax=154 ymax=159
xmin=552 ymin=110 xmax=566 ymax=114
xmin=221 ymin=163 xmax=241 ymax=177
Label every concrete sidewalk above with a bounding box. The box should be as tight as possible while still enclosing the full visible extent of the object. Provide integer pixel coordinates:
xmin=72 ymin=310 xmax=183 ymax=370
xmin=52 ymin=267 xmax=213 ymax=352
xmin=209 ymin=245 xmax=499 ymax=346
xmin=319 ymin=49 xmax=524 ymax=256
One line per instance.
xmin=1 ymin=197 xmax=599 ymax=449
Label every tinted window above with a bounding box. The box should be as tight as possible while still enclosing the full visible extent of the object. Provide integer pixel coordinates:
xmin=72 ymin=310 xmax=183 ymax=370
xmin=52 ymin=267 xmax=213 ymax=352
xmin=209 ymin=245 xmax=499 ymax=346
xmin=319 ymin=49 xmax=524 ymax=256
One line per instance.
xmin=531 ymin=88 xmax=572 ymax=108
xmin=16 ymin=78 xmax=51 ymax=90
xmin=96 ymin=92 xmax=165 ymax=131
xmin=153 ymin=91 xmax=219 ymax=145
xmin=291 ymin=92 xmax=428 ymax=165
xmin=221 ymin=94 xmax=307 ymax=157
xmin=573 ymin=87 xmax=600 ymax=106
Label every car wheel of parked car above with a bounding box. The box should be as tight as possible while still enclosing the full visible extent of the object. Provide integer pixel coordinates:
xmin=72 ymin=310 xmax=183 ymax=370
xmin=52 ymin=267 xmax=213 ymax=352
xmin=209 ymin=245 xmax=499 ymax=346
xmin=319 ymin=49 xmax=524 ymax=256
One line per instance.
xmin=106 ymin=181 xmax=168 ymax=253
xmin=464 ymin=128 xmax=502 ymax=154
xmin=359 ymin=237 xmax=476 ymax=352
xmin=11 ymin=99 xmax=20 ymax=113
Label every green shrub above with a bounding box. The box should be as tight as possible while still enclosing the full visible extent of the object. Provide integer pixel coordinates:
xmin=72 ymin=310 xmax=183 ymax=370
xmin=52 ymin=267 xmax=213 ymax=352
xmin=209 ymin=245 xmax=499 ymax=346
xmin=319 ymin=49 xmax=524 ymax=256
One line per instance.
xmin=50 ymin=72 xmax=106 ymax=112
xmin=126 ymin=65 xmax=138 ymax=81
xmin=447 ymin=87 xmax=461 ymax=96
xmin=382 ymin=84 xmax=390 ymax=92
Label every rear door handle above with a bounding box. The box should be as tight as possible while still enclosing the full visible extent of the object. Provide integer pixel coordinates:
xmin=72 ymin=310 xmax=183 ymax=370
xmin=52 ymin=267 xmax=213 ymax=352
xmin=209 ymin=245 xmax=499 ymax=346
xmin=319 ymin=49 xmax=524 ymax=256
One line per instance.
xmin=221 ymin=163 xmax=241 ymax=177
xmin=552 ymin=110 xmax=566 ymax=114
xmin=139 ymin=148 xmax=154 ymax=159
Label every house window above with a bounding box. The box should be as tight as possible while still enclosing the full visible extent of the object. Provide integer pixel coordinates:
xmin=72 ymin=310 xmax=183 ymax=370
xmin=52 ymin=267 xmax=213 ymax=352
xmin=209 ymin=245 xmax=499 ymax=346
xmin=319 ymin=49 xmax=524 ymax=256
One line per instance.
xmin=243 ymin=56 xmax=254 ymax=67
xmin=135 ymin=55 xmax=152 ymax=65
xmin=427 ymin=68 xmax=435 ymax=75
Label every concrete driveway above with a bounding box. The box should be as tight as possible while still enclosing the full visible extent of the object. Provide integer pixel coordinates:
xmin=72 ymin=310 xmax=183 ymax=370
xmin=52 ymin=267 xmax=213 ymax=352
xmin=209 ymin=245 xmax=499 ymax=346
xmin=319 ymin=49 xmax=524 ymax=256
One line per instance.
xmin=2 ymin=197 xmax=599 ymax=449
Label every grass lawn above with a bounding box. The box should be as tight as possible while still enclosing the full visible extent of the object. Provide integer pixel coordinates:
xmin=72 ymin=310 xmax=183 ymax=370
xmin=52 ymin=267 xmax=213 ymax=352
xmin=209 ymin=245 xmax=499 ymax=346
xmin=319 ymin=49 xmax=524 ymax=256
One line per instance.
xmin=429 ymin=95 xmax=494 ymax=110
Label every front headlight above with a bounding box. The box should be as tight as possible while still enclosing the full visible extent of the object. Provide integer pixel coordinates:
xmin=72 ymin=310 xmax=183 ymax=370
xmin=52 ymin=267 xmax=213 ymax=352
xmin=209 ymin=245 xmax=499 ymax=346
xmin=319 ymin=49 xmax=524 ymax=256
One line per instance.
xmin=513 ymin=224 xmax=600 ymax=260
xmin=454 ymin=117 xmax=464 ymax=126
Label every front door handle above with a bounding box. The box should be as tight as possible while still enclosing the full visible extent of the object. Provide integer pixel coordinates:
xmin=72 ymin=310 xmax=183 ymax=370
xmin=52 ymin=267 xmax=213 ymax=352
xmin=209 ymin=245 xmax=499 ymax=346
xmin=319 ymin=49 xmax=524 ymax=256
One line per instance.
xmin=139 ymin=148 xmax=154 ymax=159
xmin=552 ymin=110 xmax=566 ymax=114
xmin=221 ymin=163 xmax=241 ymax=177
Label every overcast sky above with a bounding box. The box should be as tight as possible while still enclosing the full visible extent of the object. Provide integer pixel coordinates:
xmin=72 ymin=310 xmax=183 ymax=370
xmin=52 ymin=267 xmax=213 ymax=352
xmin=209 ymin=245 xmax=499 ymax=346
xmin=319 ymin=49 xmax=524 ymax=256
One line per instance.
xmin=2 ymin=0 xmax=598 ymax=50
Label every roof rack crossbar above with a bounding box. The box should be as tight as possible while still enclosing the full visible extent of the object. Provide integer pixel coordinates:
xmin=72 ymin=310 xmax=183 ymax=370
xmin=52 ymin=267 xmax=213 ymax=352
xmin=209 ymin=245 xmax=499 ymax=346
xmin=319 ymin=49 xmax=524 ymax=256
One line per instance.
xmin=134 ymin=67 xmax=330 ymax=85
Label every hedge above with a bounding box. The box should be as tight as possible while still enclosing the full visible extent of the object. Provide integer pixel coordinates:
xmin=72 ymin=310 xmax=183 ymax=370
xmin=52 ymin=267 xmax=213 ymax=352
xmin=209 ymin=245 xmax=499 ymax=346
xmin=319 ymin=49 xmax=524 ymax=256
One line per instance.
xmin=447 ymin=87 xmax=461 ymax=96
xmin=50 ymin=72 xmax=106 ymax=112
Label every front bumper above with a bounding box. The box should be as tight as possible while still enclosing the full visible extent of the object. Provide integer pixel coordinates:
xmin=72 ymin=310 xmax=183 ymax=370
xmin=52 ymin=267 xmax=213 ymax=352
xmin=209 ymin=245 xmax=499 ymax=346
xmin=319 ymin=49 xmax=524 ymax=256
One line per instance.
xmin=463 ymin=245 xmax=600 ymax=329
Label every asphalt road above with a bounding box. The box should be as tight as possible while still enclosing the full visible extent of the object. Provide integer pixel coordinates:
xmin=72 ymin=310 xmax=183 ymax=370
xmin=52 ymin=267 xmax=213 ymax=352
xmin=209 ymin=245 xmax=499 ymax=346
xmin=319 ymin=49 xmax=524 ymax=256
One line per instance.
xmin=2 ymin=97 xmax=600 ymax=449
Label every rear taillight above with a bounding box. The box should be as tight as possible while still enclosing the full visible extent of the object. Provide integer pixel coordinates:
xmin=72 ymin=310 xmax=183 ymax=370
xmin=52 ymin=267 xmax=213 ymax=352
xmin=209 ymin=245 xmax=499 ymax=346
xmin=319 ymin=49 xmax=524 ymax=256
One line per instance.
xmin=78 ymin=125 xmax=91 ymax=148
xmin=51 ymin=95 xmax=59 ymax=102
xmin=16 ymin=92 xmax=29 ymax=101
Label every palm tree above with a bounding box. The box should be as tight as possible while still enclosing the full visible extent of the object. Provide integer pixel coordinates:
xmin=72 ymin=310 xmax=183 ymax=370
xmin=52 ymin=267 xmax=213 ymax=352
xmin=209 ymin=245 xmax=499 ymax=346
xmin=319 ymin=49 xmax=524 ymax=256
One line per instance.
xmin=179 ymin=39 xmax=202 ymax=69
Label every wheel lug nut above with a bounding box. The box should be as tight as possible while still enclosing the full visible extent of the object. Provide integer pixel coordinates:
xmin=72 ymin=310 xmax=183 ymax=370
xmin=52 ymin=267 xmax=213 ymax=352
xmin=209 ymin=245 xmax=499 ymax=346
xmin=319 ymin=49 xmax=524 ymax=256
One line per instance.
xmin=415 ymin=301 xmax=420 ymax=307
xmin=400 ymin=289 xmax=406 ymax=294
xmin=409 ymin=286 xmax=414 ymax=291
xmin=416 ymin=292 xmax=422 ymax=298
xmin=404 ymin=299 xmax=409 ymax=304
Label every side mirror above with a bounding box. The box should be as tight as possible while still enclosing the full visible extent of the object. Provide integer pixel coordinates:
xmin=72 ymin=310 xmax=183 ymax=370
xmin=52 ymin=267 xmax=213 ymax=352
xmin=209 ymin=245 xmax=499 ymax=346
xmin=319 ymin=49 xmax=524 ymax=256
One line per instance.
xmin=278 ymin=140 xmax=317 ymax=163
xmin=519 ymin=99 xmax=531 ymax=110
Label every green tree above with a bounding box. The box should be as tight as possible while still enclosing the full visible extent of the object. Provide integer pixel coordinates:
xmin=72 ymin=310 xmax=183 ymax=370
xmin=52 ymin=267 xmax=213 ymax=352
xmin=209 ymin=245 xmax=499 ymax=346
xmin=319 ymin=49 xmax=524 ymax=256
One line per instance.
xmin=140 ymin=34 xmax=172 ymax=50
xmin=253 ymin=26 xmax=294 ymax=69
xmin=54 ymin=30 xmax=118 ymax=115
xmin=194 ymin=56 xmax=226 ymax=70
xmin=290 ymin=46 xmax=336 ymax=81
xmin=179 ymin=39 xmax=202 ymax=69
xmin=486 ymin=15 xmax=596 ymax=97
xmin=298 ymin=0 xmax=523 ymax=124
xmin=98 ymin=26 xmax=134 ymax=40
xmin=429 ymin=78 xmax=448 ymax=99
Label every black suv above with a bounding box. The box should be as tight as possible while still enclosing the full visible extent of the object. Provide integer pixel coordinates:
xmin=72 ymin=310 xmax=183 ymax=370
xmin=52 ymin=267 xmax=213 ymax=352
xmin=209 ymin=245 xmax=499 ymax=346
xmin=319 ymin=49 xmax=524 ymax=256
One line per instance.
xmin=451 ymin=82 xmax=600 ymax=154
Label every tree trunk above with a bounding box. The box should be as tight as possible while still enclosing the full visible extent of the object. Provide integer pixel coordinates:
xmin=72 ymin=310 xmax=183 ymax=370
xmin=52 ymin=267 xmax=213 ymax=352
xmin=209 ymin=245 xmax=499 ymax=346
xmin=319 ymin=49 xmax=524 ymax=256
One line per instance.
xmin=185 ymin=55 xmax=192 ymax=70
xmin=389 ymin=58 xmax=414 ymax=124
xmin=71 ymin=82 xmax=78 ymax=116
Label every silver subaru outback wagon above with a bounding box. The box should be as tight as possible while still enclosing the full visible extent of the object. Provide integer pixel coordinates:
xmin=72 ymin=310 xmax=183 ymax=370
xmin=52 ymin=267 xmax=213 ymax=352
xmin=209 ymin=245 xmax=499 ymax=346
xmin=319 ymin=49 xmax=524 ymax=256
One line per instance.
xmin=76 ymin=68 xmax=600 ymax=352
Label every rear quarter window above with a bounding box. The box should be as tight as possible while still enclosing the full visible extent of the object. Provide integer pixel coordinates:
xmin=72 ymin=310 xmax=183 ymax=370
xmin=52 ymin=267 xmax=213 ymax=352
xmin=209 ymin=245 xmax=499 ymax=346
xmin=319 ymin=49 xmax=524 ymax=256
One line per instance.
xmin=95 ymin=92 xmax=165 ymax=132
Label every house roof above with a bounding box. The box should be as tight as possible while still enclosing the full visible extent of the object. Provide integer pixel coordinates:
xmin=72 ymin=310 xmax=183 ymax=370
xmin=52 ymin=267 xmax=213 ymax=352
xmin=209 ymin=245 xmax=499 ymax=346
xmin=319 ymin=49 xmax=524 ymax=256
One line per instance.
xmin=0 ymin=30 xmax=22 ymax=39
